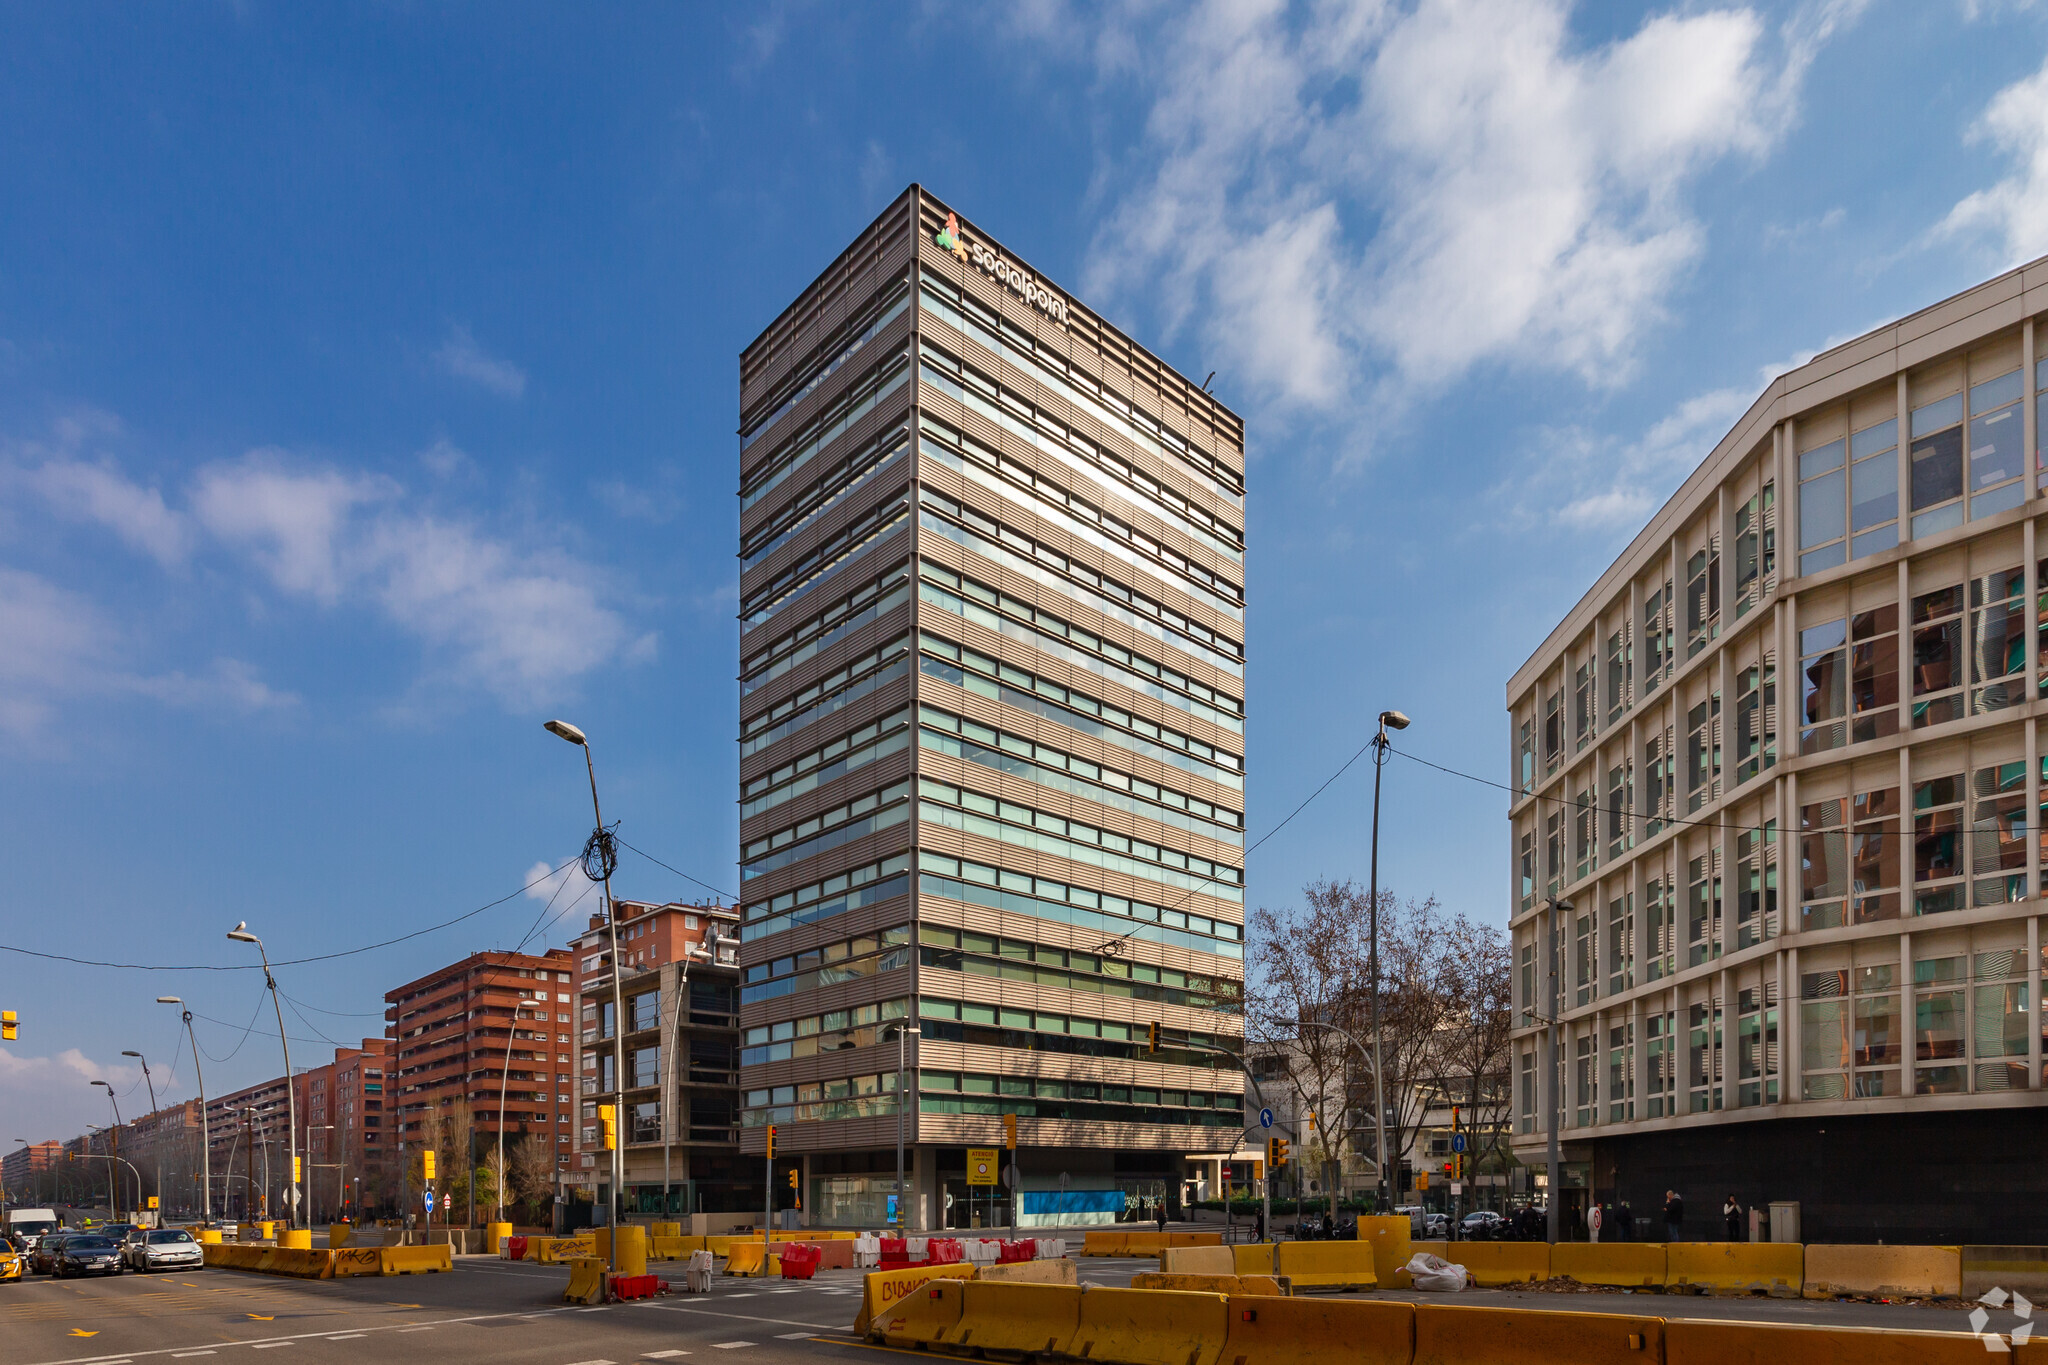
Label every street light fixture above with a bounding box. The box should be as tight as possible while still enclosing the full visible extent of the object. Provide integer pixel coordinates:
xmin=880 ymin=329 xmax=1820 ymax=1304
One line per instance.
xmin=543 ymin=717 xmax=629 ymax=1272
xmin=228 ymin=922 xmax=301 ymax=1232
xmin=90 ymin=1080 xmax=125 ymax=1219
xmin=122 ymin=1051 xmax=160 ymax=1220
xmin=157 ymin=997 xmax=213 ymax=1225
xmin=1365 ymin=708 xmax=1409 ymax=1214
xmin=661 ymin=943 xmax=713 ymax=1223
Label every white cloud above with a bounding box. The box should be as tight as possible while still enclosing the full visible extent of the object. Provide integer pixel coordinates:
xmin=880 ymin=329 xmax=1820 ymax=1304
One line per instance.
xmin=433 ymin=324 xmax=528 ymax=399
xmin=191 ymin=451 xmax=395 ymax=604
xmin=1938 ymin=50 xmax=2048 ymax=266
xmin=0 ymin=1047 xmax=144 ymax=1148
xmin=1076 ymin=0 xmax=1864 ymax=435
xmin=1494 ymin=385 xmax=1754 ymax=533
xmin=24 ymin=458 xmax=190 ymax=567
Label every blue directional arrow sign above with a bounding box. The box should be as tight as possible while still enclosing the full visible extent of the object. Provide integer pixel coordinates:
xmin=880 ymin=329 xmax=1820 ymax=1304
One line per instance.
xmin=423 ymin=1190 xmax=436 ymax=1212
xmin=1260 ymin=1108 xmax=1274 ymax=1129
xmin=1451 ymin=1134 xmax=1467 ymax=1153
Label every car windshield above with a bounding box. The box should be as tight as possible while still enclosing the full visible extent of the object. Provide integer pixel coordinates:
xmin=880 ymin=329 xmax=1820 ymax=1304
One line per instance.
xmin=12 ymin=1221 xmax=57 ymax=1235
xmin=66 ymin=1237 xmax=115 ymax=1250
xmin=148 ymin=1231 xmax=194 ymax=1245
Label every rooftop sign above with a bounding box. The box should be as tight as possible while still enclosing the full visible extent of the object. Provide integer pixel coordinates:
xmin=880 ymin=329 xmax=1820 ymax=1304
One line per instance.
xmin=935 ymin=211 xmax=1068 ymax=328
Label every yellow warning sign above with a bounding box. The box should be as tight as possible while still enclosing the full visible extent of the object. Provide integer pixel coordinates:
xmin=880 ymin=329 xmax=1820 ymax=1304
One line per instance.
xmin=966 ymin=1148 xmax=999 ymax=1186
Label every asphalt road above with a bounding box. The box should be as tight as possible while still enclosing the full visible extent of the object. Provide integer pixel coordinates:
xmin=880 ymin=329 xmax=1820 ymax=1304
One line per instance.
xmin=0 ymin=1251 xmax=1984 ymax=1365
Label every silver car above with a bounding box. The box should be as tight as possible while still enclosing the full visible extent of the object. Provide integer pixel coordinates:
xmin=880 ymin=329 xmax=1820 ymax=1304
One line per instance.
xmin=127 ymin=1228 xmax=204 ymax=1273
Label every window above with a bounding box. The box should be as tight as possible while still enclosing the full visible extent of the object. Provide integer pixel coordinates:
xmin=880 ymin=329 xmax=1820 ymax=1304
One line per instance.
xmin=1606 ymin=764 xmax=1632 ymax=859
xmin=1911 ymin=584 xmax=1966 ymax=728
xmin=1574 ymin=1034 xmax=1595 ymax=1128
xmin=1687 ymin=999 xmax=1722 ymax=1113
xmin=1545 ymin=810 xmax=1562 ymax=897
xmin=1913 ymin=773 xmax=1966 ymax=915
xmin=1687 ymin=855 xmax=1720 ymax=968
xmin=1644 ymin=876 xmax=1674 ymax=982
xmin=1973 ymin=949 xmax=2031 ymax=1093
xmin=1734 ymin=821 xmax=1778 ymax=949
xmin=1606 ymin=894 xmax=1634 ymax=995
xmin=1519 ymin=830 xmax=1535 ymax=910
xmin=630 ymin=1046 xmax=661 ymax=1090
xmin=1800 ymin=618 xmax=1848 ymax=754
xmin=1573 ymin=911 xmax=1593 ymax=1008
xmin=1605 ymin=629 xmax=1630 ymax=725
xmin=1686 ymin=545 xmax=1719 ymax=657
xmin=1849 ymin=605 xmax=1900 ymax=743
xmin=1543 ymin=691 xmax=1562 ymax=774
xmin=1854 ymin=965 xmax=1901 ymax=1097
xmin=1607 ymin=1021 xmax=1635 ymax=1123
xmin=1914 ymin=955 xmax=1967 ymax=1095
xmin=1642 ymin=586 xmax=1670 ymax=694
xmin=1799 ymin=435 xmax=1848 ymax=574
xmin=2039 ymin=355 xmax=2048 ymax=490
xmin=1970 ymin=567 xmax=2025 ymax=715
xmin=1969 ymin=369 xmax=2026 ymax=518
xmin=1849 ymin=419 xmax=1899 ymax=559
xmin=630 ymin=990 xmax=660 ymax=1033
xmin=1732 ymin=488 xmax=1774 ymax=618
xmin=1574 ymin=663 xmax=1595 ymax=752
xmin=1849 ymin=787 xmax=1899 ymax=925
xmin=1911 ymin=391 xmax=1966 ymax=537
xmin=1734 ymin=662 xmax=1776 ymax=783
xmin=1736 ymin=985 xmax=1779 ymax=1107
xmin=1686 ymin=694 xmax=1720 ymax=812
xmin=1517 ymin=1050 xmax=1536 ymax=1134
xmin=1643 ymin=729 xmax=1669 ymax=838
xmin=630 ymin=1099 xmax=661 ymax=1144
xmin=1519 ymin=943 xmax=1536 ymax=1029
xmin=1801 ymin=797 xmax=1847 ymax=932
xmin=1969 ymin=761 xmax=2027 ymax=908
xmin=1645 ymin=1010 xmax=1676 ymax=1117
xmin=1518 ymin=720 xmax=1535 ymax=795
xmin=1573 ymin=783 xmax=1597 ymax=881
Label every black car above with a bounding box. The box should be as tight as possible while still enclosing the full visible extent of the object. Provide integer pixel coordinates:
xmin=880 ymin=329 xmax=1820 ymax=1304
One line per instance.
xmin=55 ymin=1235 xmax=123 ymax=1277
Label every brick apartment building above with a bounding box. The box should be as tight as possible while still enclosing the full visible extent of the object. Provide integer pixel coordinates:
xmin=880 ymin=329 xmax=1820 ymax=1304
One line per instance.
xmin=205 ymin=1072 xmax=294 ymax=1221
xmin=568 ymin=898 xmax=745 ymax=1218
xmin=2 ymin=1139 xmax=65 ymax=1208
xmin=383 ymin=947 xmax=578 ymax=1222
xmin=297 ymin=1038 xmax=393 ymax=1221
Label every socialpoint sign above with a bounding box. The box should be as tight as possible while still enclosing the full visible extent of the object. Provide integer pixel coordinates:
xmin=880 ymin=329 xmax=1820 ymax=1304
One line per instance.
xmin=935 ymin=212 xmax=1069 ymax=327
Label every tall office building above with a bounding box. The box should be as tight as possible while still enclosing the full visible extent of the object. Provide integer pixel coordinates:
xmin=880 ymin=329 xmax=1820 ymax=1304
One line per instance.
xmin=737 ymin=186 xmax=1249 ymax=1229
xmin=1506 ymin=253 xmax=2048 ymax=1243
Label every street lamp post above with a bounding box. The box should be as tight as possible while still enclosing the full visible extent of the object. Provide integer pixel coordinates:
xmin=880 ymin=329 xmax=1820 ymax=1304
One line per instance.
xmin=90 ymin=1081 xmax=125 ymax=1218
xmin=1543 ymin=895 xmax=1570 ymax=1245
xmin=661 ymin=944 xmax=713 ymax=1224
xmin=1289 ymin=1019 xmax=1376 ymax=1224
xmin=157 ymin=998 xmax=212 ymax=1225
xmin=1366 ymin=708 xmax=1410 ymax=1214
xmin=307 ymin=1126 xmax=334 ymax=1223
xmin=228 ymin=923 xmax=301 ymax=1231
xmin=122 ymin=1051 xmax=159 ymax=1220
xmin=544 ymin=718 xmax=629 ymax=1273
xmin=886 ymin=1024 xmax=920 ymax=1230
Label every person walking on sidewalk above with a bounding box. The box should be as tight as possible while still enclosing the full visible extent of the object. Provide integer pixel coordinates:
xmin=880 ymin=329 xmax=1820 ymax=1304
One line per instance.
xmin=1723 ymin=1195 xmax=1744 ymax=1241
xmin=1663 ymin=1190 xmax=1684 ymax=1242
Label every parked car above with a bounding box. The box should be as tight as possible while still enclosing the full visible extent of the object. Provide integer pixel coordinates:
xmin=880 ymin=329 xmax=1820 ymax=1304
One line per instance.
xmin=30 ymin=1234 xmax=74 ymax=1275
xmin=127 ymin=1229 xmax=204 ymax=1273
xmin=54 ymin=1235 xmax=123 ymax=1278
xmin=1421 ymin=1213 xmax=1450 ymax=1238
xmin=1460 ymin=1210 xmax=1505 ymax=1239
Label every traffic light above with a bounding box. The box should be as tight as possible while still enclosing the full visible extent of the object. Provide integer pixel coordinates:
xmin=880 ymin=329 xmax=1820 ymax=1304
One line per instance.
xmin=765 ymin=1124 xmax=776 ymax=1159
xmin=293 ymin=1156 xmax=302 ymax=1183
xmin=1003 ymin=1113 xmax=1017 ymax=1150
xmin=1147 ymin=1022 xmax=1160 ymax=1054
xmin=599 ymin=1106 xmax=617 ymax=1151
xmin=786 ymin=1169 xmax=799 ymax=1190
xmin=1442 ymin=1162 xmax=1453 ymax=1179
xmin=1267 ymin=1136 xmax=1289 ymax=1168
xmin=422 ymin=1150 xmax=437 ymax=1180
xmin=2 ymin=1010 xmax=15 ymax=1041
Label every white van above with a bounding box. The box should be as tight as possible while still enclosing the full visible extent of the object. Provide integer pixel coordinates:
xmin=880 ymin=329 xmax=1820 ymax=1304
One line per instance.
xmin=6 ymin=1209 xmax=61 ymax=1248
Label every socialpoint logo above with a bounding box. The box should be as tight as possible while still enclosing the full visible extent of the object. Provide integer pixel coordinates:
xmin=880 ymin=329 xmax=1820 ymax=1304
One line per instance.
xmin=933 ymin=210 xmax=1068 ymax=327
xmin=935 ymin=211 xmax=969 ymax=264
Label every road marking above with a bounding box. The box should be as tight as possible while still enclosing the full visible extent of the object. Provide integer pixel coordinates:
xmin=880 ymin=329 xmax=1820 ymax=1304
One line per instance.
xmin=171 ymin=1354 xmax=216 ymax=1359
xmin=710 ymin=1346 xmax=753 ymax=1352
xmin=643 ymin=1352 xmax=691 ymax=1359
xmin=559 ymin=1359 xmax=615 ymax=1365
xmin=776 ymin=1332 xmax=814 ymax=1339
xmin=722 ymin=1293 xmax=755 ymax=1298
xmin=323 ymin=1336 xmax=365 ymax=1342
xmin=250 ymin=1345 xmax=291 ymax=1351
xmin=396 ymin=1328 xmax=435 ymax=1334
xmin=68 ymin=1333 xmax=99 ymax=1339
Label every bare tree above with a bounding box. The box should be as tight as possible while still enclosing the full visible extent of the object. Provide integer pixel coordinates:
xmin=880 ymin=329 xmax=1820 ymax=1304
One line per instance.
xmin=507 ymin=1135 xmax=556 ymax=1226
xmin=1352 ymin=892 xmax=1463 ymax=1196
xmin=1436 ymin=915 xmax=1515 ymax=1185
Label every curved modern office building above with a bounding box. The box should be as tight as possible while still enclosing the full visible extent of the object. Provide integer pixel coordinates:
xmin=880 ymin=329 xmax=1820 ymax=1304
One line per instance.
xmin=1507 ymin=255 xmax=2048 ymax=1243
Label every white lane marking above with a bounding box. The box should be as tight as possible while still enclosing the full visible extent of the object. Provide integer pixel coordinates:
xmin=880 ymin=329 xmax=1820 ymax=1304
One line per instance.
xmin=560 ymin=1359 xmax=616 ymax=1365
xmin=396 ymin=1328 xmax=436 ymax=1334
xmin=710 ymin=1346 xmax=753 ymax=1352
xmin=171 ymin=1355 xmax=216 ymax=1359
xmin=720 ymin=1293 xmax=754 ymax=1298
xmin=775 ymin=1332 xmax=814 ymax=1339
xmin=249 ymin=1346 xmax=291 ymax=1352
xmin=643 ymin=1352 xmax=691 ymax=1359
xmin=323 ymin=1338 xmax=366 ymax=1343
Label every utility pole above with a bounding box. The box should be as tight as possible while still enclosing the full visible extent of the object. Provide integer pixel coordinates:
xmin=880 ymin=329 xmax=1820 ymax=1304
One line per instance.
xmin=1544 ymin=896 xmax=1569 ymax=1245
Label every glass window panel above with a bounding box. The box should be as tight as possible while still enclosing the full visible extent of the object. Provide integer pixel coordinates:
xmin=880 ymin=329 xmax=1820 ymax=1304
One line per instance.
xmin=1913 ymin=502 xmax=1967 ymax=538
xmin=1852 ymin=418 xmax=1898 ymax=459
xmin=1913 ymin=393 xmax=1964 ymax=438
xmin=1850 ymin=453 xmax=1896 ymax=531
xmin=1851 ymin=525 xmax=1899 ymax=559
xmin=1800 ymin=439 xmax=1845 ymax=479
xmin=1911 ymin=427 xmax=1965 ymax=510
xmin=1800 ymin=467 xmax=1846 ymax=548
xmin=1972 ymin=369 xmax=2024 ymax=415
xmin=1972 ymin=480 xmax=2026 ymax=519
xmin=1971 ymin=402 xmax=2024 ymax=489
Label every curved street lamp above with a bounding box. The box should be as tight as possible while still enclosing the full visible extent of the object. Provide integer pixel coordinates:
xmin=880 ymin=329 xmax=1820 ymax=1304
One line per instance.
xmin=228 ymin=923 xmax=301 ymax=1231
xmin=1365 ymin=708 xmax=1409 ymax=1214
xmin=157 ymin=997 xmax=212 ymax=1225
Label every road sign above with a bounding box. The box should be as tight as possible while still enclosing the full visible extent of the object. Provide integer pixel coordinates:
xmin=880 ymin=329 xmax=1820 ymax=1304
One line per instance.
xmin=1451 ymin=1133 xmax=1467 ymax=1154
xmin=423 ymin=1191 xmax=436 ymax=1212
xmin=966 ymin=1148 xmax=999 ymax=1186
xmin=1259 ymin=1107 xmax=1274 ymax=1129
xmin=1004 ymin=1164 xmax=1020 ymax=1189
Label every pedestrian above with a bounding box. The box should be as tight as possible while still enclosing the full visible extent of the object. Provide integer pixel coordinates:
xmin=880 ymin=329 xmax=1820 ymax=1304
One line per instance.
xmin=1588 ymin=1202 xmax=1603 ymax=1243
xmin=1723 ymin=1194 xmax=1743 ymax=1241
xmin=1616 ymin=1199 xmax=1633 ymax=1242
xmin=1663 ymin=1190 xmax=1684 ymax=1242
xmin=1254 ymin=1208 xmax=1266 ymax=1243
xmin=1156 ymin=1199 xmax=1168 ymax=1235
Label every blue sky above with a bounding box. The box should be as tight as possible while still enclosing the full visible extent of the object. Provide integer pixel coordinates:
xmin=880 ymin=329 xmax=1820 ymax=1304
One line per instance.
xmin=5 ymin=0 xmax=2048 ymax=1141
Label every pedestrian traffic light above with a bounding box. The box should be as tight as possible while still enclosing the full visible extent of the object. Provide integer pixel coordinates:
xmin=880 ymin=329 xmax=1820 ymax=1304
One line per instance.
xmin=1267 ymin=1136 xmax=1288 ymax=1168
xmin=1147 ymin=1021 xmax=1160 ymax=1054
xmin=1003 ymin=1113 xmax=1017 ymax=1150
xmin=293 ymin=1156 xmax=302 ymax=1182
xmin=422 ymin=1150 xmax=437 ymax=1180
xmin=1442 ymin=1162 xmax=1452 ymax=1178
xmin=765 ymin=1124 xmax=776 ymax=1159
xmin=599 ymin=1106 xmax=617 ymax=1151
xmin=1 ymin=1010 xmax=15 ymax=1041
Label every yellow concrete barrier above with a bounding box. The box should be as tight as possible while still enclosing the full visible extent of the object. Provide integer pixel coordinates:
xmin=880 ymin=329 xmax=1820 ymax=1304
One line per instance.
xmin=1552 ymin=1243 xmax=1668 ymax=1289
xmin=196 ymin=1228 xmax=222 ymax=1244
xmin=1222 ymin=1295 xmax=1414 ymax=1365
xmin=1359 ymin=1216 xmax=1414 ymax=1289
xmin=1966 ymin=1245 xmax=2048 ymax=1299
xmin=1665 ymin=1316 xmax=1997 ymax=1363
xmin=276 ymin=1228 xmax=312 ymax=1251
xmin=1449 ymin=1241 xmax=1551 ymax=1287
xmin=1131 ymin=1272 xmax=1243 ymax=1293
xmin=725 ymin=1242 xmax=768 ymax=1276
xmin=979 ymin=1258 xmax=1077 ymax=1285
xmin=535 ymin=1234 xmax=595 ymax=1264
xmin=1167 ymin=1231 xmax=1224 ymax=1247
xmin=1160 ymin=1245 xmax=1235 ymax=1275
xmin=875 ymin=1275 xmax=968 ymax=1348
xmin=327 ymin=1224 xmax=353 ymax=1250
xmin=1802 ymin=1244 xmax=1961 ymax=1299
xmin=564 ymin=1256 xmax=605 ymax=1305
xmin=380 ymin=1245 xmax=453 ymax=1275
xmin=202 ymin=1244 xmax=269 ymax=1271
xmin=613 ymin=1225 xmax=648 ymax=1278
xmin=258 ymin=1247 xmax=333 ymax=1278
xmin=651 ymin=1235 xmax=705 ymax=1260
xmin=1232 ymin=1242 xmax=1277 ymax=1276
xmin=1122 ymin=1231 xmax=1168 ymax=1257
xmin=1416 ymin=1302 xmax=1663 ymax=1365
xmin=485 ymin=1222 xmax=512 ymax=1255
xmin=853 ymin=1262 xmax=978 ymax=1335
xmin=1275 ymin=1239 xmax=1379 ymax=1291
xmin=1082 ymin=1230 xmax=1129 ymax=1256
xmin=953 ymin=1279 xmax=1084 ymax=1356
xmin=650 ymin=1221 xmax=682 ymax=1238
xmin=1069 ymin=1285 xmax=1230 ymax=1365
xmin=331 ymin=1246 xmax=385 ymax=1278
xmin=1666 ymin=1242 xmax=1801 ymax=1296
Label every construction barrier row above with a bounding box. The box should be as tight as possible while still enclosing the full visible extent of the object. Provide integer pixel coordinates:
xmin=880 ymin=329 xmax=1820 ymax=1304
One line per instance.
xmin=867 ymin=1279 xmax=2031 ymax=1364
xmin=1366 ymin=1238 xmax=1948 ymax=1297
xmin=1079 ymin=1229 xmax=1224 ymax=1256
xmin=202 ymin=1243 xmax=451 ymax=1278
